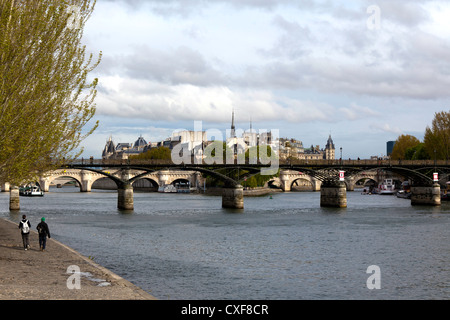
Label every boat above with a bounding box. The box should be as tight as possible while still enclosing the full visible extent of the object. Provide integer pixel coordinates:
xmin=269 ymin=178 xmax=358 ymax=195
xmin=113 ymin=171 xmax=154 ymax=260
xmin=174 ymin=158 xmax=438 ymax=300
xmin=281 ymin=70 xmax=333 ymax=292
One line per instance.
xmin=158 ymin=184 xmax=177 ymax=193
xmin=377 ymin=179 xmax=396 ymax=195
xmin=175 ymin=182 xmax=191 ymax=193
xmin=441 ymin=182 xmax=450 ymax=201
xmin=396 ymin=190 xmax=411 ymax=199
xmin=361 ymin=186 xmax=375 ymax=195
xmin=19 ymin=185 xmax=44 ymax=197
xmin=396 ymin=181 xmax=411 ymax=199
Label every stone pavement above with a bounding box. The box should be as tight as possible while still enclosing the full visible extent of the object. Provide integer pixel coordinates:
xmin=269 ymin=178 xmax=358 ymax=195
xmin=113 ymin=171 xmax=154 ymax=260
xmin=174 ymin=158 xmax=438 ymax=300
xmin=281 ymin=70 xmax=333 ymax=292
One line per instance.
xmin=0 ymin=218 xmax=156 ymax=300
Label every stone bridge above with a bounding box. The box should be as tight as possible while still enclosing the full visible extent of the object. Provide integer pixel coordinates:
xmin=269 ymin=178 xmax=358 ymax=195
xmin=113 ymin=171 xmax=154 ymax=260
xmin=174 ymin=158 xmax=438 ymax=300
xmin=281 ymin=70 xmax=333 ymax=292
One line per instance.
xmin=278 ymin=169 xmax=407 ymax=192
xmin=3 ymin=159 xmax=448 ymax=211
xmin=37 ymin=169 xmax=202 ymax=192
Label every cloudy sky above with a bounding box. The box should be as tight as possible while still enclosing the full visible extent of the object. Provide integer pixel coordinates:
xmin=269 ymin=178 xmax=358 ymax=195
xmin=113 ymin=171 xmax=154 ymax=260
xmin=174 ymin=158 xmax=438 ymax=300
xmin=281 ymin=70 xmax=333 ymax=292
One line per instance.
xmin=78 ymin=0 xmax=450 ymax=159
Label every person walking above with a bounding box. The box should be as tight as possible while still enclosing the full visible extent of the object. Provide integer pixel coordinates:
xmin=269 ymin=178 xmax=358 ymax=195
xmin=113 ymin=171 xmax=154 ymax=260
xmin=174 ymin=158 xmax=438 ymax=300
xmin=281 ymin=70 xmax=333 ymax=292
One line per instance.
xmin=18 ymin=215 xmax=31 ymax=250
xmin=36 ymin=217 xmax=51 ymax=251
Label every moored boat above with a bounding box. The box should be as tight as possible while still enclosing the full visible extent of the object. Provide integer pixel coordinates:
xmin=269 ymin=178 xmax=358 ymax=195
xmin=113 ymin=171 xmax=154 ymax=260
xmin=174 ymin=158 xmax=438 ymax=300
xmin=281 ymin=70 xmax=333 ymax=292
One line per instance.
xmin=19 ymin=185 xmax=44 ymax=197
xmin=397 ymin=181 xmax=411 ymax=199
xmin=158 ymin=184 xmax=178 ymax=193
xmin=441 ymin=181 xmax=450 ymax=201
xmin=377 ymin=179 xmax=396 ymax=195
xmin=396 ymin=190 xmax=411 ymax=199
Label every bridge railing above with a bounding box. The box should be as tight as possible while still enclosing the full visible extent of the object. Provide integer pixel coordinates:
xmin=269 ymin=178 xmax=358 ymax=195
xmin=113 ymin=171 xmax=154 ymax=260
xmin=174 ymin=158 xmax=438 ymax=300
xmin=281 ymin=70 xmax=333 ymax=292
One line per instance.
xmin=66 ymin=158 xmax=450 ymax=167
xmin=284 ymin=159 xmax=450 ymax=167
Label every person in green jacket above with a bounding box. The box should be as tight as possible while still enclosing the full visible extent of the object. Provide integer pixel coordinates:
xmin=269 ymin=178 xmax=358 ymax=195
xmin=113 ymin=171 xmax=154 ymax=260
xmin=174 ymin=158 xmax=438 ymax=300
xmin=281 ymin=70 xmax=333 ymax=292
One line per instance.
xmin=36 ymin=217 xmax=51 ymax=251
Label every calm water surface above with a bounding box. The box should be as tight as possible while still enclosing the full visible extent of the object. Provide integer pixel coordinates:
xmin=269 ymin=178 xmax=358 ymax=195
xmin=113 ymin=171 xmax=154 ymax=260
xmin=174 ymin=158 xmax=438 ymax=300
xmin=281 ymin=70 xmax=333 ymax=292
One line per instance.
xmin=1 ymin=188 xmax=449 ymax=299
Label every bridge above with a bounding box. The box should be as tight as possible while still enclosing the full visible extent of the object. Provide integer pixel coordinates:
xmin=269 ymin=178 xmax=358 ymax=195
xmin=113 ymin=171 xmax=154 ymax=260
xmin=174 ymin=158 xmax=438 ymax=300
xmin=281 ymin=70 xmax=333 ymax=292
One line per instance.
xmin=3 ymin=159 xmax=449 ymax=211
xmin=37 ymin=169 xmax=202 ymax=193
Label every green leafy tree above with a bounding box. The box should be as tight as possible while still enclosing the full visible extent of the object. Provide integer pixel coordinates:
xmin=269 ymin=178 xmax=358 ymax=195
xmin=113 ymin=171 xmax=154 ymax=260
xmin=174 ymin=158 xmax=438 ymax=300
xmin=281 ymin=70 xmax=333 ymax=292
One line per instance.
xmin=423 ymin=110 xmax=450 ymax=160
xmin=404 ymin=143 xmax=430 ymax=160
xmin=130 ymin=147 xmax=171 ymax=160
xmin=204 ymin=141 xmax=233 ymax=164
xmin=245 ymin=145 xmax=273 ymax=163
xmin=0 ymin=0 xmax=101 ymax=185
xmin=390 ymin=135 xmax=420 ymax=160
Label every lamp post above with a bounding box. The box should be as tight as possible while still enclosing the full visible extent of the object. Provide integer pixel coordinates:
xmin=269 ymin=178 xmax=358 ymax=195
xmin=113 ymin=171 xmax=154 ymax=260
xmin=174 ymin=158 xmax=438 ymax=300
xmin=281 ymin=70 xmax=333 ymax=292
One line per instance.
xmin=434 ymin=149 xmax=437 ymax=169
xmin=340 ymin=147 xmax=343 ymax=166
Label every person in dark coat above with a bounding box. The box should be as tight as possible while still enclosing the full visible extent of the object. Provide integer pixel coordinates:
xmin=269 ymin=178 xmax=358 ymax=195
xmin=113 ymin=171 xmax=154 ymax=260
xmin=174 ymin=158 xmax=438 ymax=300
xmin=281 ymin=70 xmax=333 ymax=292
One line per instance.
xmin=36 ymin=217 xmax=51 ymax=251
xmin=18 ymin=215 xmax=31 ymax=250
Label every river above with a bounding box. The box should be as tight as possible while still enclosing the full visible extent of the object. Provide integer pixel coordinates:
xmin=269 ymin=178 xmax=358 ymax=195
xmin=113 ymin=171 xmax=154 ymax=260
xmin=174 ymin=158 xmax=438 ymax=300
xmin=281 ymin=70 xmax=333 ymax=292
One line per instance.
xmin=1 ymin=187 xmax=449 ymax=300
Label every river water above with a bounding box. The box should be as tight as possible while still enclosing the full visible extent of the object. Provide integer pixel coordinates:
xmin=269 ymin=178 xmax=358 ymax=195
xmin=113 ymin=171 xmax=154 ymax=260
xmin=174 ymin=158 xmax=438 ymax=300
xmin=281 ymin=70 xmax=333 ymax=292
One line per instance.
xmin=1 ymin=187 xmax=449 ymax=300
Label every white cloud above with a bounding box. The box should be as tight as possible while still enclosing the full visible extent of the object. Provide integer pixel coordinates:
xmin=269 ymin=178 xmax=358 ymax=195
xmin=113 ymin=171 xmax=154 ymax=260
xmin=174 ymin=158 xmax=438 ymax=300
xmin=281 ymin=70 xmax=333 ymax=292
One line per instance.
xmin=77 ymin=0 xmax=450 ymax=159
xmin=369 ymin=123 xmax=403 ymax=135
xmin=339 ymin=103 xmax=380 ymax=121
xmin=95 ymin=76 xmax=341 ymax=124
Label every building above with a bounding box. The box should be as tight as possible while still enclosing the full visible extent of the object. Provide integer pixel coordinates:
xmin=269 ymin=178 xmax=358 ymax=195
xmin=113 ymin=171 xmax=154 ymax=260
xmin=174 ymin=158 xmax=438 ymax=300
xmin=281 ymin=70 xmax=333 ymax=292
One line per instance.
xmin=324 ymin=135 xmax=336 ymax=160
xmin=102 ymin=136 xmax=116 ymax=159
xmin=278 ymin=135 xmax=335 ymax=160
xmin=279 ymin=138 xmax=304 ymax=159
xmin=101 ymin=111 xmax=335 ymax=162
xmin=387 ymin=141 xmax=395 ymax=156
xmin=242 ymin=120 xmax=257 ymax=148
xmin=171 ymin=130 xmax=207 ymax=160
xmin=226 ymin=110 xmax=249 ymax=156
xmin=102 ymin=135 xmax=150 ymax=160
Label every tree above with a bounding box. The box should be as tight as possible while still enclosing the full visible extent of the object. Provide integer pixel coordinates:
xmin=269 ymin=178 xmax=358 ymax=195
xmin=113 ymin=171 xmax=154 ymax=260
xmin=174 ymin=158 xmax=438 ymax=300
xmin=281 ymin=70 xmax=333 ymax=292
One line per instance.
xmin=0 ymin=0 xmax=101 ymax=185
xmin=130 ymin=147 xmax=171 ymax=160
xmin=404 ymin=143 xmax=430 ymax=160
xmin=390 ymin=135 xmax=420 ymax=160
xmin=423 ymin=110 xmax=450 ymax=160
xmin=245 ymin=145 xmax=273 ymax=163
xmin=204 ymin=141 xmax=233 ymax=164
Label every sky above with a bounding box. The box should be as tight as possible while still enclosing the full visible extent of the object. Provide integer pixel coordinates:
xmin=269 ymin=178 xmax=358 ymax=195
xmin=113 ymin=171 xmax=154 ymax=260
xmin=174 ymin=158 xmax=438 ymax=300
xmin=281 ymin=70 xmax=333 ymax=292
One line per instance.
xmin=78 ymin=0 xmax=450 ymax=159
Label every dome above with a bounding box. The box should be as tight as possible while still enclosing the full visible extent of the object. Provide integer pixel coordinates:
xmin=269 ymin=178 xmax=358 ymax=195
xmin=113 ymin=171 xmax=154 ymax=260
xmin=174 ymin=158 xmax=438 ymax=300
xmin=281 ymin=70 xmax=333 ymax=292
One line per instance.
xmin=133 ymin=135 xmax=147 ymax=148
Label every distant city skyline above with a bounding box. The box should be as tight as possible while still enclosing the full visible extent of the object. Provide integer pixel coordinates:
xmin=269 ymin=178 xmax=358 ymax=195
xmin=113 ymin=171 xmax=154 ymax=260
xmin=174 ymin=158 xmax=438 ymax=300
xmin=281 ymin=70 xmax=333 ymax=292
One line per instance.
xmin=79 ymin=0 xmax=450 ymax=159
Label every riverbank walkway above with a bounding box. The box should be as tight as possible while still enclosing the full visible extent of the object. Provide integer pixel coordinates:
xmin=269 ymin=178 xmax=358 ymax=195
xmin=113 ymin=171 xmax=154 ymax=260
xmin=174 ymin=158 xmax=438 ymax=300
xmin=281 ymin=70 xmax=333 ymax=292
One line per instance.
xmin=0 ymin=218 xmax=156 ymax=300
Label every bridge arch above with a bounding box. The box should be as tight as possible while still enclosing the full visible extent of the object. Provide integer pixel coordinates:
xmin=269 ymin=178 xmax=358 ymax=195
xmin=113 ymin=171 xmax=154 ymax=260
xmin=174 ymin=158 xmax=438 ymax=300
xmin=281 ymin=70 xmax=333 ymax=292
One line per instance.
xmin=51 ymin=175 xmax=83 ymax=191
xmin=132 ymin=177 xmax=159 ymax=191
xmin=291 ymin=177 xmax=315 ymax=191
xmin=279 ymin=170 xmax=321 ymax=191
xmin=91 ymin=176 xmax=117 ymax=190
xmin=171 ymin=178 xmax=190 ymax=185
xmin=354 ymin=177 xmax=378 ymax=187
xmin=40 ymin=170 xmax=86 ymax=192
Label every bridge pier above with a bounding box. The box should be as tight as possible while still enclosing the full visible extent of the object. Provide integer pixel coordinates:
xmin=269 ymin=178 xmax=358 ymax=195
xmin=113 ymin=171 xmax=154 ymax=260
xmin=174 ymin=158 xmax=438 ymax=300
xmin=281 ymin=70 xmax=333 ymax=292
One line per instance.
xmin=320 ymin=181 xmax=347 ymax=208
xmin=222 ymin=185 xmax=244 ymax=209
xmin=80 ymin=170 xmax=93 ymax=192
xmin=344 ymin=178 xmax=355 ymax=191
xmin=1 ymin=182 xmax=10 ymax=192
xmin=9 ymin=187 xmax=20 ymax=211
xmin=280 ymin=170 xmax=291 ymax=191
xmin=411 ymin=183 xmax=441 ymax=206
xmin=118 ymin=184 xmax=134 ymax=211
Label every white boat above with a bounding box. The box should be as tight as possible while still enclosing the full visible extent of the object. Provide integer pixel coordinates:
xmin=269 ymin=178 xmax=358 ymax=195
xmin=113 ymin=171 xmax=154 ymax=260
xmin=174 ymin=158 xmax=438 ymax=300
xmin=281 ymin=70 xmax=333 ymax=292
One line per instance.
xmin=377 ymin=179 xmax=396 ymax=195
xmin=175 ymin=182 xmax=191 ymax=193
xmin=158 ymin=185 xmax=178 ymax=193
xmin=20 ymin=185 xmax=44 ymax=197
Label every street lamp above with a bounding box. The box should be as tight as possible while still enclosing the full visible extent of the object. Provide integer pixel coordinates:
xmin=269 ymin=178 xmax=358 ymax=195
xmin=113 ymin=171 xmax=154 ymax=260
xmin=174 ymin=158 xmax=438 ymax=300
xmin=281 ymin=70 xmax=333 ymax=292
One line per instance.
xmin=434 ymin=149 xmax=437 ymax=169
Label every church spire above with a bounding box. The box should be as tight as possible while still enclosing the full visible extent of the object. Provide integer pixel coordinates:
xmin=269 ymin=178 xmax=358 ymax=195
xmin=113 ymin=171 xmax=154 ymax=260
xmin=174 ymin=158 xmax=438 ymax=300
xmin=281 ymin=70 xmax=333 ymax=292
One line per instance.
xmin=231 ymin=108 xmax=236 ymax=138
